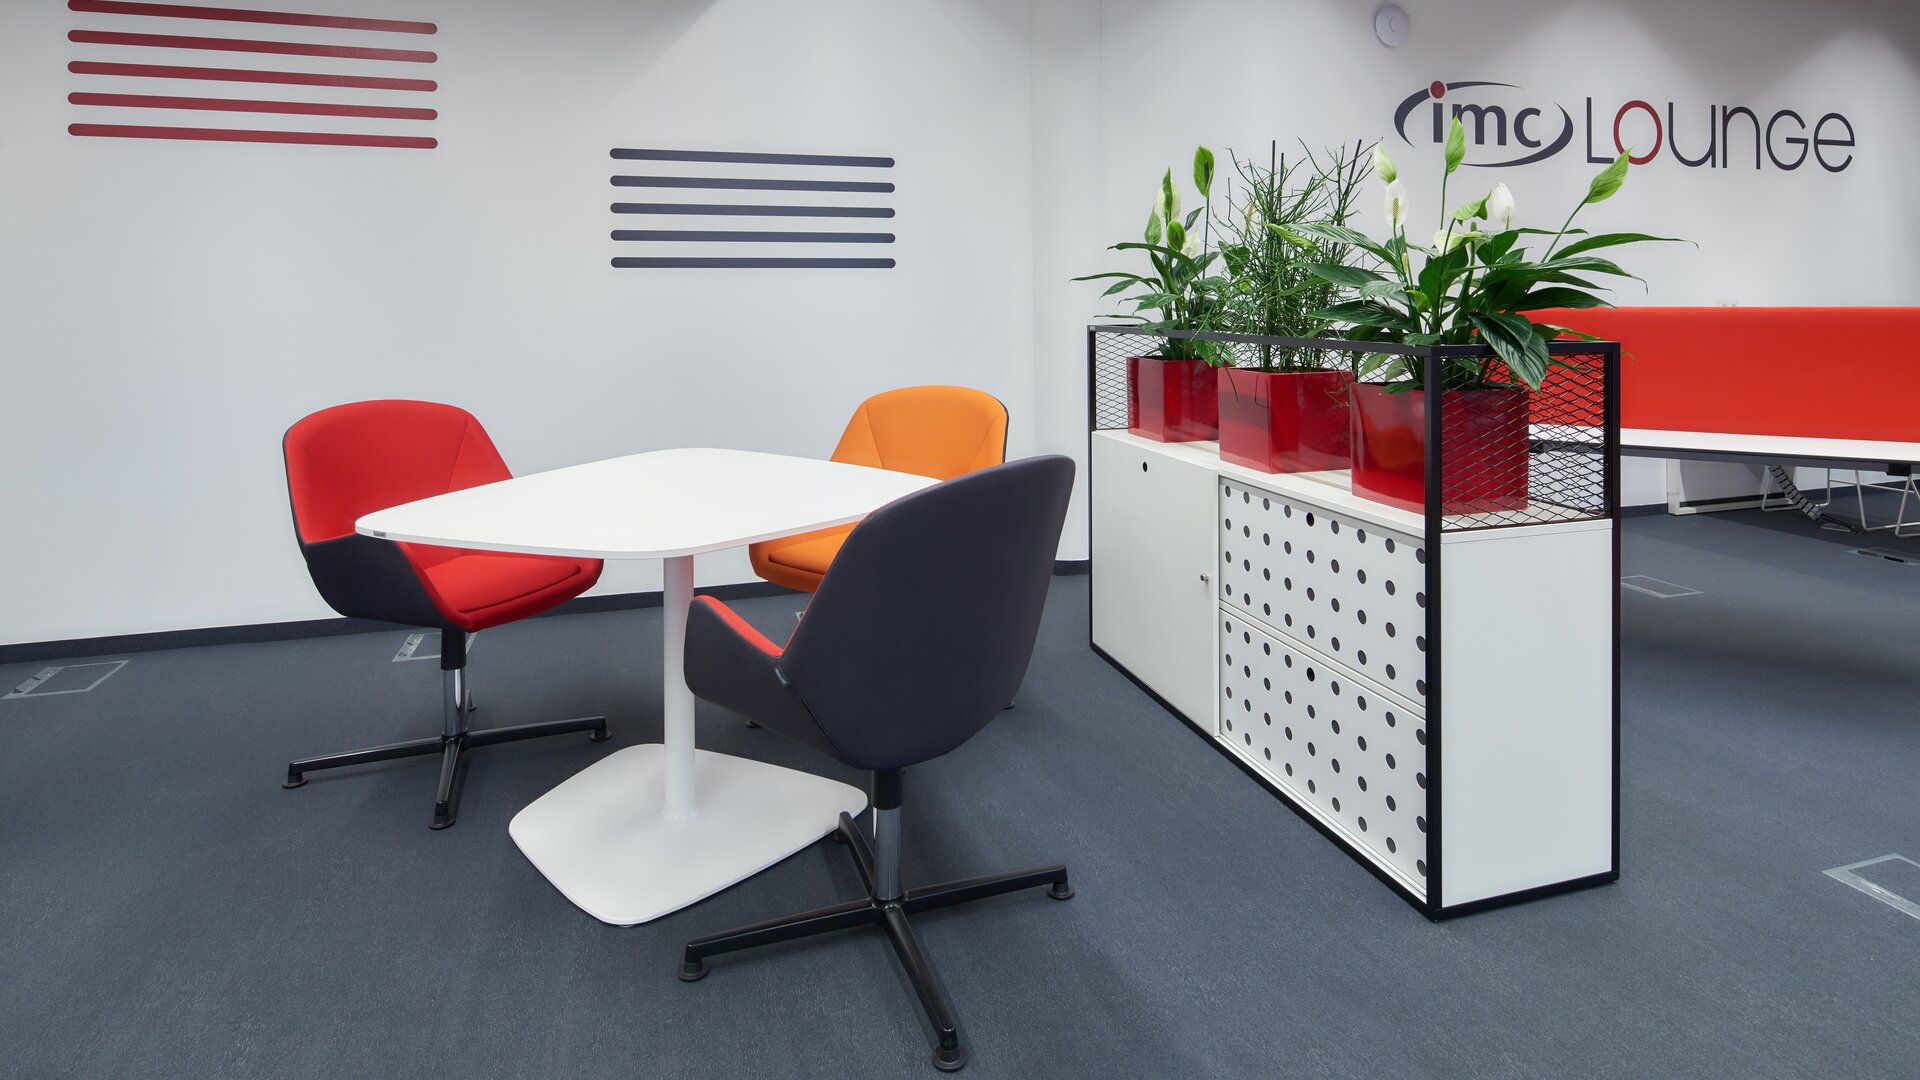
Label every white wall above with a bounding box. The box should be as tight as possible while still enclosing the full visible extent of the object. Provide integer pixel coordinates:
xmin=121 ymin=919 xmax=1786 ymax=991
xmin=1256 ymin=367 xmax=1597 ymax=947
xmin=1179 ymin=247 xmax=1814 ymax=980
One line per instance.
xmin=4 ymin=0 xmax=1915 ymax=643
xmin=0 ymin=0 xmax=1036 ymax=644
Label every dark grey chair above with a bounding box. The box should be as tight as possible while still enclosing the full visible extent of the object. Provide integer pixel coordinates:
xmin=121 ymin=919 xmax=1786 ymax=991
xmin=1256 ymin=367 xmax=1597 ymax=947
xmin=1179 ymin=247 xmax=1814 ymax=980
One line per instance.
xmin=676 ymin=455 xmax=1077 ymax=1072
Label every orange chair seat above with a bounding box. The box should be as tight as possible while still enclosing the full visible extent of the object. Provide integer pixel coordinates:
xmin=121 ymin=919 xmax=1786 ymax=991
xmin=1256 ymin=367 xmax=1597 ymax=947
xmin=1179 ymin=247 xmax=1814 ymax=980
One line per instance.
xmin=752 ymin=524 xmax=856 ymax=593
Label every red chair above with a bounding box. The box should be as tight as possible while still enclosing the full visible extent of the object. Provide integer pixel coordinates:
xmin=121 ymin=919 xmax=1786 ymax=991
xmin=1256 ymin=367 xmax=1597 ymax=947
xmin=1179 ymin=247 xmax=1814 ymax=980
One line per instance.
xmin=281 ymin=400 xmax=610 ymax=829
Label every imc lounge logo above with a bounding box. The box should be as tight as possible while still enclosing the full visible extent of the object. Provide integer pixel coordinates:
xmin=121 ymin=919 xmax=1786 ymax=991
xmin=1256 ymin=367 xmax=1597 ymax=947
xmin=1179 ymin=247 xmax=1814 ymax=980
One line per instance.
xmin=1393 ymin=80 xmax=1855 ymax=173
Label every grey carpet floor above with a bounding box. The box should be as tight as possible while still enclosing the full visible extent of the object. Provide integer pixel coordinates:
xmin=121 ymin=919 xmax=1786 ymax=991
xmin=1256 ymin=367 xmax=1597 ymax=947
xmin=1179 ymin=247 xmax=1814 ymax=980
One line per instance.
xmin=2 ymin=510 xmax=1917 ymax=1079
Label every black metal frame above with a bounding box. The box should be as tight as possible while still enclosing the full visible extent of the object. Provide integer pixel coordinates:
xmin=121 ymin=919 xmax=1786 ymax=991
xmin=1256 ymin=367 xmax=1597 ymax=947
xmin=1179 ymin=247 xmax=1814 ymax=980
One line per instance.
xmin=678 ymin=785 xmax=1072 ymax=1072
xmin=282 ymin=629 xmax=609 ymax=829
xmin=1084 ymin=325 xmax=1623 ymax=919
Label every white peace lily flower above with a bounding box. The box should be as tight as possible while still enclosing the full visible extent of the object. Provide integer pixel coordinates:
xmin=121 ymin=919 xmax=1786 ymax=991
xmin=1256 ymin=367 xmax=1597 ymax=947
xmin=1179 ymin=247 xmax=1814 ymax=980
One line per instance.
xmin=1434 ymin=218 xmax=1485 ymax=253
xmin=1373 ymin=142 xmax=1398 ymax=184
xmin=1155 ymin=175 xmax=1181 ymax=225
xmin=1182 ymin=231 xmax=1201 ymax=257
xmin=1485 ymin=182 xmax=1515 ymax=231
xmin=1383 ymin=179 xmax=1409 ymax=227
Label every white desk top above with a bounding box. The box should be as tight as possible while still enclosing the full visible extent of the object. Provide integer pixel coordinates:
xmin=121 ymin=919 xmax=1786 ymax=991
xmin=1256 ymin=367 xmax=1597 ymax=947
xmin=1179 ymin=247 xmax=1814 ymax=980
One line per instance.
xmin=1621 ymin=428 xmax=1920 ymax=465
xmin=357 ymin=448 xmax=936 ymax=559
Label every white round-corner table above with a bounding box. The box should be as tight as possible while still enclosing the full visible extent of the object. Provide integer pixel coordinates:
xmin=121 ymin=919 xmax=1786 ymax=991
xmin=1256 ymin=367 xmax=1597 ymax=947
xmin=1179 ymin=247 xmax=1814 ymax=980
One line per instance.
xmin=356 ymin=448 xmax=935 ymax=925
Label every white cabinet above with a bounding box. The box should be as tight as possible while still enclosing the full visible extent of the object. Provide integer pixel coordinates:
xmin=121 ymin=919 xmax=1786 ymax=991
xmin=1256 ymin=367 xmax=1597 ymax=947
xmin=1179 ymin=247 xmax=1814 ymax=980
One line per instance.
xmin=1089 ymin=431 xmax=1218 ymax=723
xmin=1090 ymin=428 xmax=1618 ymax=916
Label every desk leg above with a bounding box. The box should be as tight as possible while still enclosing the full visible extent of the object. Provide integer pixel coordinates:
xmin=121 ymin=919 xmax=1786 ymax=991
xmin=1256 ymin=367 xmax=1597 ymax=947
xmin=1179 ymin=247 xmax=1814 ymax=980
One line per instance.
xmin=662 ymin=554 xmax=697 ymax=816
xmin=509 ymin=552 xmax=866 ymax=925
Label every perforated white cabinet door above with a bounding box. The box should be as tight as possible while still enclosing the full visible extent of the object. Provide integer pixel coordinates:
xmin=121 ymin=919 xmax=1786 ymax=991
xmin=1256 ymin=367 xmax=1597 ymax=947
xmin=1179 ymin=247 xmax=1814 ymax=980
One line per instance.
xmin=1091 ymin=433 xmax=1221 ymax=723
xmin=1218 ymin=479 xmax=1429 ymax=712
xmin=1220 ymin=610 xmax=1429 ymax=892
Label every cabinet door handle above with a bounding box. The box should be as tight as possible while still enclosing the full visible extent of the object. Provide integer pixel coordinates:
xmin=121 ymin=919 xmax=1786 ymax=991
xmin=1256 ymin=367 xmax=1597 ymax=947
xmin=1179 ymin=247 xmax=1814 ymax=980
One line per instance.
xmin=1199 ymin=572 xmax=1211 ymax=584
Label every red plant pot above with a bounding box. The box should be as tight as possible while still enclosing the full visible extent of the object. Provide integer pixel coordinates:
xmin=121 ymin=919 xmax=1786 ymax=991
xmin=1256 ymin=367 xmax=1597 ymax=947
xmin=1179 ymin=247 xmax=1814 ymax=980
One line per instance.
xmin=1349 ymin=384 xmax=1530 ymax=514
xmin=1217 ymin=368 xmax=1353 ymax=474
xmin=1127 ymin=356 xmax=1219 ymax=442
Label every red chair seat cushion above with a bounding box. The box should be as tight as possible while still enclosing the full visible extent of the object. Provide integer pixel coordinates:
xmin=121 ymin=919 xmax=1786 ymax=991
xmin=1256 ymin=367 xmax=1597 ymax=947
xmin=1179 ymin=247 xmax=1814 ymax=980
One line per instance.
xmin=407 ymin=546 xmax=600 ymax=632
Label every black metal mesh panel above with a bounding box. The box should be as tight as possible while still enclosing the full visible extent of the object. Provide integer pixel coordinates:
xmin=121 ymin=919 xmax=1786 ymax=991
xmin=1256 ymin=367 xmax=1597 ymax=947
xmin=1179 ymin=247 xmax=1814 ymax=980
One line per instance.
xmin=1434 ymin=345 xmax=1613 ymax=531
xmin=1090 ymin=327 xmax=1152 ymax=431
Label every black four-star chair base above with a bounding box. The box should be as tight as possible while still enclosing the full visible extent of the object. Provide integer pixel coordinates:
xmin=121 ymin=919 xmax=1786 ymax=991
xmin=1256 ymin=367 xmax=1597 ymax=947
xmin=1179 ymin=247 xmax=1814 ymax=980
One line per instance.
xmin=678 ymin=812 xmax=1071 ymax=1072
xmin=283 ymin=699 xmax=608 ymax=829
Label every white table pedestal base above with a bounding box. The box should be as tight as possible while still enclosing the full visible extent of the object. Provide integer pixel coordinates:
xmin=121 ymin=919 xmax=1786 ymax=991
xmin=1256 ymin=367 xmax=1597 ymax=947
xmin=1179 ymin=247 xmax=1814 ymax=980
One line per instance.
xmin=508 ymin=744 xmax=867 ymax=926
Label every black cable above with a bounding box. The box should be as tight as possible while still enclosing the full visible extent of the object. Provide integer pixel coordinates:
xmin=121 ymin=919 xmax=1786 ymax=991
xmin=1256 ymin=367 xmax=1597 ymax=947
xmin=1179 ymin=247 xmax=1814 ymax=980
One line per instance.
xmin=1767 ymin=463 xmax=1858 ymax=532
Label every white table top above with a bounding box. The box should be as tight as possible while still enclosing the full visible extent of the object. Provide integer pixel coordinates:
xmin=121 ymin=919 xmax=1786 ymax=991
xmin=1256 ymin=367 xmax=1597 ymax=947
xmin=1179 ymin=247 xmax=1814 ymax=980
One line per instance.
xmin=1621 ymin=428 xmax=1920 ymax=465
xmin=357 ymin=448 xmax=936 ymax=559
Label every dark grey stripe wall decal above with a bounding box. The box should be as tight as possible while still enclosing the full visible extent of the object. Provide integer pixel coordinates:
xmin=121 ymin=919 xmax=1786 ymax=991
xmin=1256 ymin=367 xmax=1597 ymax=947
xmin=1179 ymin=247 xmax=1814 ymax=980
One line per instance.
xmin=611 ymin=148 xmax=894 ymax=168
xmin=612 ymin=230 xmax=895 ymax=244
xmin=613 ymin=257 xmax=897 ymax=269
xmin=610 ymin=175 xmax=895 ymax=192
xmin=606 ymin=147 xmax=897 ymax=269
xmin=611 ymin=203 xmax=895 ymax=218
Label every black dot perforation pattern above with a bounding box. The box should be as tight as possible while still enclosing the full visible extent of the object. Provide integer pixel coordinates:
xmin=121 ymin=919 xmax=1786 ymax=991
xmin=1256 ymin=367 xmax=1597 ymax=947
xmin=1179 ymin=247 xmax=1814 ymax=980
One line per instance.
xmin=1221 ymin=610 xmax=1428 ymax=891
xmin=1219 ymin=479 xmax=1428 ymax=711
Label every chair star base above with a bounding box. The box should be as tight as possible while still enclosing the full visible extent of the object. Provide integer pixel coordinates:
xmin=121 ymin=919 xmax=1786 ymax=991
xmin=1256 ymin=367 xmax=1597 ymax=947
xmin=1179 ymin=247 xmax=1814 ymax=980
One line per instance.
xmin=284 ymin=705 xmax=608 ymax=829
xmin=678 ymin=812 xmax=1071 ymax=1073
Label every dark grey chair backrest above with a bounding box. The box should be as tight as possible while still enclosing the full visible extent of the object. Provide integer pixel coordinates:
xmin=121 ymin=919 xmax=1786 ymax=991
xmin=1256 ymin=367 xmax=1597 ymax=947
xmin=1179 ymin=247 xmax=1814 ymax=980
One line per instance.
xmin=779 ymin=455 xmax=1076 ymax=771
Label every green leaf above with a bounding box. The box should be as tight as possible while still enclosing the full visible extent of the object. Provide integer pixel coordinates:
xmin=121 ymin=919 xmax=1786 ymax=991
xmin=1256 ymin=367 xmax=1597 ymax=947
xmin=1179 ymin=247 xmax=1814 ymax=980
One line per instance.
xmin=1553 ymin=231 xmax=1688 ymax=259
xmin=1103 ymin=279 xmax=1138 ymax=296
xmin=1194 ymin=145 xmax=1216 ymax=199
xmin=1144 ymin=210 xmax=1161 ymax=246
xmin=1444 ymin=117 xmax=1467 ymax=174
xmin=1358 ymin=279 xmax=1410 ymax=304
xmin=1585 ymin=152 xmax=1629 ymax=204
xmin=1452 ymin=194 xmax=1489 ymax=222
xmin=1509 ymin=287 xmax=1611 ymax=311
xmin=1303 ymin=263 xmax=1391 ymax=289
xmin=1285 ymin=222 xmax=1398 ymax=265
xmin=1166 ymin=219 xmax=1186 ymax=253
xmin=1534 ymin=255 xmax=1641 ymax=280
xmin=1469 ymin=313 xmax=1551 ymax=389
xmin=1314 ymin=300 xmax=1418 ymax=331
xmin=1478 ymin=229 xmax=1521 ymax=264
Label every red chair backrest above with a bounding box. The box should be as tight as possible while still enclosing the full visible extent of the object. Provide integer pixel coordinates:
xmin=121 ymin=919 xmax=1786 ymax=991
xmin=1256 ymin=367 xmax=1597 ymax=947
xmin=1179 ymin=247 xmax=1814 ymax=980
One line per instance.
xmin=284 ymin=400 xmax=511 ymax=545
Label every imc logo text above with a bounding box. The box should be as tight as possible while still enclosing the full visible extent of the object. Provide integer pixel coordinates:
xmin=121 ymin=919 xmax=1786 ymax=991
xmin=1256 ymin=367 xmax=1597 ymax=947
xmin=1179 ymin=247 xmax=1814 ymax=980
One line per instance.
xmin=1393 ymin=80 xmax=1854 ymax=172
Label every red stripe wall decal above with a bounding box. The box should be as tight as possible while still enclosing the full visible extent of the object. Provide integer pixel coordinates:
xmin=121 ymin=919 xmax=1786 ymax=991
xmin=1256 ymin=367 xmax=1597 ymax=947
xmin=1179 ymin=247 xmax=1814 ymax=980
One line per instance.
xmin=69 ymin=92 xmax=437 ymax=121
xmin=67 ymin=1 xmax=436 ymax=35
xmin=68 ymin=61 xmax=437 ymax=92
xmin=68 ymin=124 xmax=437 ymax=149
xmin=69 ymin=29 xmax=437 ymax=62
xmin=68 ymin=3 xmax=442 ymax=151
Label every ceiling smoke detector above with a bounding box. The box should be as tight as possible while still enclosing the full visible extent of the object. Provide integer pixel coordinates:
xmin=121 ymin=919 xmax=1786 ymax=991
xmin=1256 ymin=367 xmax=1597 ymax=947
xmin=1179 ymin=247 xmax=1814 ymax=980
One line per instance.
xmin=1374 ymin=5 xmax=1410 ymax=47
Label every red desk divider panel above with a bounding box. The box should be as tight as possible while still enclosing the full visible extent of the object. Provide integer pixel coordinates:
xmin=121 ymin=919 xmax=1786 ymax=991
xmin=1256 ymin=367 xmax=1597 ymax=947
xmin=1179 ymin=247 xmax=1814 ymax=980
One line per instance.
xmin=1533 ymin=307 xmax=1920 ymax=442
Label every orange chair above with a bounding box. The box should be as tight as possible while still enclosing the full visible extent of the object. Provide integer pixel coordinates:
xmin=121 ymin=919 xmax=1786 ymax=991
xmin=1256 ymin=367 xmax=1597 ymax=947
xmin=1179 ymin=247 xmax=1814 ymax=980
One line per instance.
xmin=749 ymin=386 xmax=1008 ymax=592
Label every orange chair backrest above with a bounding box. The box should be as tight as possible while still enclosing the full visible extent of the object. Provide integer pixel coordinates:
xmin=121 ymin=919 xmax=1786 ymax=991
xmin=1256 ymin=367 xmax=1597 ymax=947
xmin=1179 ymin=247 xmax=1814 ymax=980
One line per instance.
xmin=830 ymin=386 xmax=1008 ymax=480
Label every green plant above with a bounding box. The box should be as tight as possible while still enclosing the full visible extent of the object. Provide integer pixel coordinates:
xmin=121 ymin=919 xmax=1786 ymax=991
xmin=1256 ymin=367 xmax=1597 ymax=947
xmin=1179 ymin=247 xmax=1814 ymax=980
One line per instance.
xmin=1215 ymin=140 xmax=1371 ymax=372
xmin=1287 ymin=119 xmax=1686 ymax=390
xmin=1073 ymin=146 xmax=1226 ymax=364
